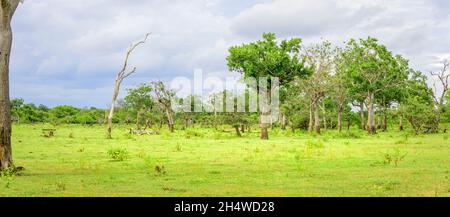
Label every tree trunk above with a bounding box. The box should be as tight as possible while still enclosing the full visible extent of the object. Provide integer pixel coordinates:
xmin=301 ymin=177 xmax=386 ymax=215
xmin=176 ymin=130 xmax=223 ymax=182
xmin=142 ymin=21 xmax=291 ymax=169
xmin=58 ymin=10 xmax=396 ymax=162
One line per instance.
xmin=360 ymin=102 xmax=366 ymax=130
xmin=321 ymin=103 xmax=327 ymax=130
xmin=234 ymin=126 xmax=242 ymax=137
xmin=377 ymin=114 xmax=381 ymax=129
xmin=107 ymin=82 xmax=119 ymax=139
xmin=308 ymin=100 xmax=313 ymax=132
xmin=314 ymin=104 xmax=320 ymax=134
xmin=0 ymin=1 xmax=19 ymax=169
xmin=260 ymin=123 xmax=269 ymax=140
xmin=280 ymin=113 xmax=286 ymax=130
xmin=367 ymin=93 xmax=376 ymax=135
xmin=337 ymin=108 xmax=343 ymax=133
xmin=399 ymin=114 xmax=404 ymax=131
xmin=166 ymin=109 xmax=174 ymax=133
xmin=259 ymin=112 xmax=269 ymax=140
xmin=241 ymin=124 xmax=245 ymax=133
xmin=136 ymin=111 xmax=141 ymax=130
xmin=382 ymin=109 xmax=387 ymax=131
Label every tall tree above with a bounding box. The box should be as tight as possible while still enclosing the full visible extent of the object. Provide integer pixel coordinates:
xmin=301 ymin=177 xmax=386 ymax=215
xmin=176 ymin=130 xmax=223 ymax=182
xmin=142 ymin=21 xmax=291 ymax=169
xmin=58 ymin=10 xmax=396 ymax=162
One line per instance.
xmin=0 ymin=0 xmax=22 ymax=170
xmin=302 ymin=40 xmax=336 ymax=134
xmin=227 ymin=33 xmax=310 ymax=139
xmin=331 ymin=52 xmax=349 ymax=132
xmin=107 ymin=33 xmax=150 ymax=139
xmin=343 ymin=37 xmax=408 ymax=135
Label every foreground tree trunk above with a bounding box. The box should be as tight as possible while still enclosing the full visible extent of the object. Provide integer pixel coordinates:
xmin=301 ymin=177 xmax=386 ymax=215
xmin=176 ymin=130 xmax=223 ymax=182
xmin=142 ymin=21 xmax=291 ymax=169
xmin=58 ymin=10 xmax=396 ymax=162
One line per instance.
xmin=0 ymin=0 xmax=21 ymax=170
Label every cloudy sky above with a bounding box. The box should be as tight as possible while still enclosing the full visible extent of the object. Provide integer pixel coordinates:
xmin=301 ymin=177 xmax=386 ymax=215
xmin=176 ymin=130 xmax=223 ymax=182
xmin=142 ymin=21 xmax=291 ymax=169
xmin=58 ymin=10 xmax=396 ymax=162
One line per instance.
xmin=10 ymin=0 xmax=450 ymax=108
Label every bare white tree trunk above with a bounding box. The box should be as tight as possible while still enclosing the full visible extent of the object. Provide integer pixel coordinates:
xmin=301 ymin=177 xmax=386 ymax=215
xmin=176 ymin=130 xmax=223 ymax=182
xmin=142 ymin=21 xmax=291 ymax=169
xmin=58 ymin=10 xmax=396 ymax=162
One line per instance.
xmin=367 ymin=93 xmax=376 ymax=135
xmin=107 ymin=33 xmax=150 ymax=139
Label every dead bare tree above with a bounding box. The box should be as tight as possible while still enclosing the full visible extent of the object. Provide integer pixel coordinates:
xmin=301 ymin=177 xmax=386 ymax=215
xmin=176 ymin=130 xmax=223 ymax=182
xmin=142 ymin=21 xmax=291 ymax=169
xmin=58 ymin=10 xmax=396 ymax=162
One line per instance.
xmin=0 ymin=0 xmax=22 ymax=170
xmin=429 ymin=58 xmax=450 ymax=132
xmin=107 ymin=33 xmax=150 ymax=139
xmin=431 ymin=58 xmax=450 ymax=107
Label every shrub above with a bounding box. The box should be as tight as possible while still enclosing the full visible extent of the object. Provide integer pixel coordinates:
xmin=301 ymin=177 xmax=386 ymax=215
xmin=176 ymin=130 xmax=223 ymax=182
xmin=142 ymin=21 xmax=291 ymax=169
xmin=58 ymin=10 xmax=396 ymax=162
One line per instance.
xmin=383 ymin=148 xmax=407 ymax=167
xmin=107 ymin=148 xmax=130 ymax=161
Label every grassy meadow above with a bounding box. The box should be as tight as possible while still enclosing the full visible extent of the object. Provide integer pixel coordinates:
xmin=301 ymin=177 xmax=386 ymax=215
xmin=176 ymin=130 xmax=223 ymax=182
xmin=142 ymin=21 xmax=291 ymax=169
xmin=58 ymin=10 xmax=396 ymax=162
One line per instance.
xmin=1 ymin=124 xmax=449 ymax=197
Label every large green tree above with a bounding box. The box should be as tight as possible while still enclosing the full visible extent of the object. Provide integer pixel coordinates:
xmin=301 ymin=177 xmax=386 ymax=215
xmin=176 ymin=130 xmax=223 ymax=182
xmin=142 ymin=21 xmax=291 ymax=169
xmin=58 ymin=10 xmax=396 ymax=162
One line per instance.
xmin=227 ymin=33 xmax=310 ymax=139
xmin=343 ymin=37 xmax=409 ymax=135
xmin=123 ymin=83 xmax=155 ymax=130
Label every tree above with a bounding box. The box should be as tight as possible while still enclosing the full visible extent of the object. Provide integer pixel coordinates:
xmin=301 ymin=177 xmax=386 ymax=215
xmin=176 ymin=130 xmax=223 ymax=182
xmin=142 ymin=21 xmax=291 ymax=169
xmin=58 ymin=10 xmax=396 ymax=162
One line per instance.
xmin=400 ymin=70 xmax=435 ymax=134
xmin=343 ymin=37 xmax=408 ymax=135
xmin=10 ymin=98 xmax=24 ymax=123
xmin=227 ymin=33 xmax=309 ymax=139
xmin=376 ymin=55 xmax=412 ymax=131
xmin=50 ymin=105 xmax=80 ymax=124
xmin=302 ymin=40 xmax=336 ymax=134
xmin=429 ymin=58 xmax=449 ymax=132
xmin=1 ymin=0 xmax=22 ymax=170
xmin=152 ymin=81 xmax=176 ymax=133
xmin=123 ymin=83 xmax=154 ymax=130
xmin=331 ymin=51 xmax=349 ymax=132
xmin=107 ymin=33 xmax=150 ymax=139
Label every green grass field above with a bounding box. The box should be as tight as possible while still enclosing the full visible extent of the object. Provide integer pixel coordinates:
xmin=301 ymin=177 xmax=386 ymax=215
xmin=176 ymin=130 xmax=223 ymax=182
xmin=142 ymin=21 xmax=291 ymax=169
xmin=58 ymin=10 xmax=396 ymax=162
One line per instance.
xmin=1 ymin=124 xmax=449 ymax=197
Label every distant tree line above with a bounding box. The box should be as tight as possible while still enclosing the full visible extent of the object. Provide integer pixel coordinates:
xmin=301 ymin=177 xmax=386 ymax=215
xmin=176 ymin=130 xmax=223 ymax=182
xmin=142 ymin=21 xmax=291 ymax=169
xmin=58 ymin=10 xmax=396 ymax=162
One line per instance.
xmin=10 ymin=33 xmax=450 ymax=138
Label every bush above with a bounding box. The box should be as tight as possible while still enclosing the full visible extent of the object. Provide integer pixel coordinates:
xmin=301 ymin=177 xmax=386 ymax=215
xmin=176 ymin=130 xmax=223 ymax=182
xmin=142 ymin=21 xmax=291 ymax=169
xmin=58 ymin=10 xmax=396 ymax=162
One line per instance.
xmin=107 ymin=148 xmax=130 ymax=161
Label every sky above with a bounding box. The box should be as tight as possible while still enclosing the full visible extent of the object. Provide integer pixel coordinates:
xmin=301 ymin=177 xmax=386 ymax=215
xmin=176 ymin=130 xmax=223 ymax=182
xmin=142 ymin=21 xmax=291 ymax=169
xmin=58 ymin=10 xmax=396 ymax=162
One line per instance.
xmin=10 ymin=0 xmax=450 ymax=108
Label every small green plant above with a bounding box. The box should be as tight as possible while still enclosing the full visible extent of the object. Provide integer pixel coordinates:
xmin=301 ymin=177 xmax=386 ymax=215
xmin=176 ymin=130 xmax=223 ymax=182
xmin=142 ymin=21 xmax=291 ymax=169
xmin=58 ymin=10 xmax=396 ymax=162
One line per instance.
xmin=107 ymin=148 xmax=130 ymax=161
xmin=303 ymin=140 xmax=325 ymax=156
xmin=55 ymin=181 xmax=66 ymax=191
xmin=69 ymin=132 xmax=75 ymax=138
xmin=0 ymin=167 xmax=17 ymax=179
xmin=176 ymin=143 xmax=182 ymax=152
xmin=0 ymin=167 xmax=18 ymax=189
xmin=77 ymin=147 xmax=85 ymax=153
xmin=383 ymin=148 xmax=407 ymax=167
xmin=155 ymin=164 xmax=166 ymax=175
xmin=137 ymin=150 xmax=146 ymax=159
